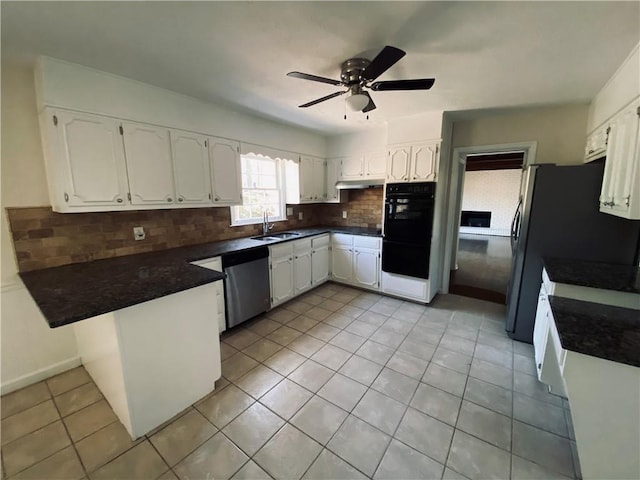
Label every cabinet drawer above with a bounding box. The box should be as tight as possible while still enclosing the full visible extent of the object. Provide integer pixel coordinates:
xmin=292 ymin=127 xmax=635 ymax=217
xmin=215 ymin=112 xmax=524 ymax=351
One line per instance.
xmin=332 ymin=233 xmax=353 ymax=246
xmin=292 ymin=238 xmax=312 ymax=253
xmin=353 ymin=236 xmax=381 ymax=249
xmin=269 ymin=243 xmax=293 ymax=259
xmin=311 ymin=234 xmax=330 ymax=248
xmin=381 ymin=271 xmax=429 ymax=302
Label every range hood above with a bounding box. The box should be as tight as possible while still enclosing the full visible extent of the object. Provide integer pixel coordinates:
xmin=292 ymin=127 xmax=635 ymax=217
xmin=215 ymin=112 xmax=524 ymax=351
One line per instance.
xmin=335 ymin=179 xmax=385 ymax=190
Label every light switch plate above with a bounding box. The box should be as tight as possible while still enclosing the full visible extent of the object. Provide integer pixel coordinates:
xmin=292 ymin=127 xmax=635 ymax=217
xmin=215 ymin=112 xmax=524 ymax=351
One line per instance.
xmin=298 ymin=212 xmax=303 ymax=220
xmin=286 ymin=207 xmax=293 ymax=216
xmin=342 ymin=211 xmax=348 ymax=219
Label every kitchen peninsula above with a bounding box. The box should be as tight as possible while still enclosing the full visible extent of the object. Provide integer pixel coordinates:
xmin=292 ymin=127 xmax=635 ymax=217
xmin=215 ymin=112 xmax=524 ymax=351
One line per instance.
xmin=18 ymin=226 xmax=380 ymax=439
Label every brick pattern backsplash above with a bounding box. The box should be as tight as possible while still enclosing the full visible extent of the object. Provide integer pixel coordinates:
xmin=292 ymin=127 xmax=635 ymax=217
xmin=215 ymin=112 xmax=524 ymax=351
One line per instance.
xmin=320 ymin=188 xmax=384 ymax=228
xmin=6 ymin=188 xmax=384 ymax=272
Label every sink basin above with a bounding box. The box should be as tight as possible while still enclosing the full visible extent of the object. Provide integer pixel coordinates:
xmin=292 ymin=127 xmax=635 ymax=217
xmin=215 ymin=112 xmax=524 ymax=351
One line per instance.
xmin=251 ymin=232 xmax=301 ymax=241
xmin=268 ymin=232 xmax=301 ymax=239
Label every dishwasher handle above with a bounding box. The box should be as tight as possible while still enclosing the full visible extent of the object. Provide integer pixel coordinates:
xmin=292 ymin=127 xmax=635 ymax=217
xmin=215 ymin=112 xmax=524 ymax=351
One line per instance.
xmin=222 ymin=247 xmax=269 ymax=269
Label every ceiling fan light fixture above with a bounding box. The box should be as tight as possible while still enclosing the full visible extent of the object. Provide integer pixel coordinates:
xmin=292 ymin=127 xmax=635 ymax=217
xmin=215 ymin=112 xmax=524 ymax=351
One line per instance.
xmin=345 ymin=92 xmax=369 ymax=111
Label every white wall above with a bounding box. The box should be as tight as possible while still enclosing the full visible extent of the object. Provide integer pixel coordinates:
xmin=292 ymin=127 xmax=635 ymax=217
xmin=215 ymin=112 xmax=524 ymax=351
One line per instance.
xmin=0 ymin=56 xmax=329 ymax=393
xmin=1 ymin=61 xmax=81 ymax=393
xmin=460 ymin=169 xmax=521 ymax=236
xmin=326 ymin=126 xmax=388 ymax=158
xmin=36 ymin=57 xmax=327 ymax=158
xmin=587 ymin=43 xmax=640 ymax=133
xmin=452 ymin=104 xmax=589 ymax=166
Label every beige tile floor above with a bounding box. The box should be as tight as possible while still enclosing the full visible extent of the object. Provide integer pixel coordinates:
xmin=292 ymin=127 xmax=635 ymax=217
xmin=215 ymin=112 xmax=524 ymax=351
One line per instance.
xmin=0 ymin=283 xmax=581 ymax=480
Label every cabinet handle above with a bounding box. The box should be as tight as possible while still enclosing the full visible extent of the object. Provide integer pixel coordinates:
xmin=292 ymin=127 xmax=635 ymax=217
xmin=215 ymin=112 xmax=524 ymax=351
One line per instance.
xmin=295 ymin=256 xmax=298 ymax=259
xmin=64 ymin=193 xmax=69 ymax=202
xmin=167 ymin=198 xmax=173 ymax=202
xmin=413 ymin=176 xmax=417 ymax=179
xmin=214 ymin=196 xmax=220 ymax=201
xmin=537 ymin=363 xmax=541 ymax=370
xmin=588 ymin=149 xmax=595 ymax=154
xmin=625 ymin=196 xmax=630 ymax=206
xmin=178 ymin=197 xmax=184 ymax=202
xmin=116 ymin=198 xmax=123 ymax=203
xmin=289 ymin=257 xmax=293 ymax=261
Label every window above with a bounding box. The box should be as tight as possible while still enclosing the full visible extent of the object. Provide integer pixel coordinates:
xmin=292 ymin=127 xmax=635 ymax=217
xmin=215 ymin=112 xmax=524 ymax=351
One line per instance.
xmin=230 ymin=154 xmax=286 ymax=226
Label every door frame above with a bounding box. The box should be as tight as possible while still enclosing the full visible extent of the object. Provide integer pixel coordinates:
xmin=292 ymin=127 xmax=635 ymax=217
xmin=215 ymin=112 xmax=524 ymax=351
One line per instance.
xmin=441 ymin=141 xmax=537 ymax=293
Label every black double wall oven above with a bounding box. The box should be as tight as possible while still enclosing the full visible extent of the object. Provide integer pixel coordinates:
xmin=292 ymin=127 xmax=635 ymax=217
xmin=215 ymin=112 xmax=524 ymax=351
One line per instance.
xmin=382 ymin=182 xmax=436 ymax=279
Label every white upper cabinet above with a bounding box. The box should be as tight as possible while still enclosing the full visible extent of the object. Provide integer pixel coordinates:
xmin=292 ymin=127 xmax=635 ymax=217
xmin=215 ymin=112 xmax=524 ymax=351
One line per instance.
xmin=599 ymin=97 xmax=640 ymax=219
xmin=42 ymin=109 xmax=129 ymax=211
xmin=339 ymin=152 xmax=386 ymax=181
xmin=387 ymin=142 xmax=439 ymax=183
xmin=209 ymin=137 xmax=242 ymax=205
xmin=287 ymin=156 xmax=326 ymax=204
xmin=410 ymin=142 xmax=439 ymax=181
xmin=325 ymin=158 xmax=346 ymax=203
xmin=387 ymin=146 xmax=411 ymax=182
xmin=364 ymin=152 xmax=387 ymax=178
xmin=170 ymin=131 xmax=212 ymax=205
xmin=340 ymin=156 xmax=364 ymax=179
xmin=122 ymin=121 xmax=175 ymax=205
xmin=584 ymin=124 xmax=609 ymax=162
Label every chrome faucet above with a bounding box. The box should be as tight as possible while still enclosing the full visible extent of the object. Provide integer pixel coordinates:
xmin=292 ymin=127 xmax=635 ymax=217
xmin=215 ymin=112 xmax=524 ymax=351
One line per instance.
xmin=262 ymin=211 xmax=274 ymax=235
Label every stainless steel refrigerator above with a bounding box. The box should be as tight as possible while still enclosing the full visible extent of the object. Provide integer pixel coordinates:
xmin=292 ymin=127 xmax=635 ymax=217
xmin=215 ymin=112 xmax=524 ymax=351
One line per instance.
xmin=506 ymin=159 xmax=640 ymax=343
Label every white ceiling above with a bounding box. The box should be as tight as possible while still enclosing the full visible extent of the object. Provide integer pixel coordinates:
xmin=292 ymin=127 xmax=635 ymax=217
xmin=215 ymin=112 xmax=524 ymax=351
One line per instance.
xmin=2 ymin=2 xmax=638 ymax=135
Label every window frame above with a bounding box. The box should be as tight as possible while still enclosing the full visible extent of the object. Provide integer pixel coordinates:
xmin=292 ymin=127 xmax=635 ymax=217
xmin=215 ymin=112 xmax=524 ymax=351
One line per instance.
xmin=230 ymin=153 xmax=287 ymax=227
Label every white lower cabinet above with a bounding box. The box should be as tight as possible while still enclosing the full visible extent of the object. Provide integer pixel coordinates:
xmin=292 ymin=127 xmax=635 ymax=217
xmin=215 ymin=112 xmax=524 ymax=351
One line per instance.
xmin=330 ymin=234 xmax=381 ymax=292
xmin=269 ymin=243 xmax=295 ymax=307
xmin=381 ymin=271 xmax=431 ymax=303
xmin=311 ymin=236 xmax=330 ymax=286
xmin=190 ymin=257 xmax=226 ymax=333
xmin=269 ymin=235 xmax=330 ymax=307
xmin=293 ymin=239 xmax=312 ymax=295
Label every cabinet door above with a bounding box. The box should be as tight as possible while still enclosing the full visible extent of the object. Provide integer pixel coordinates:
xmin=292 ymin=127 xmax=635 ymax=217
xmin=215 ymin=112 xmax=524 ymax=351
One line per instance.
xmin=533 ymin=287 xmax=550 ymax=379
xmin=341 ymin=156 xmax=364 ymax=179
xmin=607 ymin=103 xmax=639 ymax=216
xmin=299 ymin=156 xmax=314 ymax=201
xmin=170 ymin=131 xmax=212 ymax=205
xmin=270 ymin=255 xmax=294 ymax=306
xmin=209 ymin=137 xmax=242 ymax=205
xmin=325 ymin=158 xmax=344 ymax=203
xmin=53 ymin=110 xmax=129 ymax=207
xmin=353 ymin=248 xmax=380 ymax=290
xmin=331 ymin=245 xmax=353 ymax=283
xmin=294 ymin=250 xmax=312 ymax=295
xmin=311 ymin=245 xmax=330 ymax=285
xmin=312 ymin=158 xmax=326 ymax=201
xmin=122 ymin=122 xmax=175 ymax=205
xmin=364 ymin=151 xmax=387 ymax=179
xmin=410 ymin=143 xmax=439 ymax=182
xmin=387 ymin=147 xmax=411 ymax=182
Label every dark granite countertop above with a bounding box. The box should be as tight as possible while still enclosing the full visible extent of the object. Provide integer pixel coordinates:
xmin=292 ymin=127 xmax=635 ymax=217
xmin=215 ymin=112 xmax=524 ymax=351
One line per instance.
xmin=549 ymin=296 xmax=640 ymax=367
xmin=544 ymin=258 xmax=640 ymax=294
xmin=20 ymin=226 xmax=382 ymax=328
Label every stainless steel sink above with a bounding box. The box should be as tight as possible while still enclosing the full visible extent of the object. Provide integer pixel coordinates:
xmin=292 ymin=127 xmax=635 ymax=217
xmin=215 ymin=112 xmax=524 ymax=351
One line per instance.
xmin=251 ymin=232 xmax=301 ymax=241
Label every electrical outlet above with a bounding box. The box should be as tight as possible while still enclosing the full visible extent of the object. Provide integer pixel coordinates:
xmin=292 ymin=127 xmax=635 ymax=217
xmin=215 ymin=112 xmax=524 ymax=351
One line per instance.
xmin=286 ymin=207 xmax=293 ymax=216
xmin=133 ymin=226 xmax=145 ymax=241
xmin=342 ymin=211 xmax=348 ymax=219
xmin=298 ymin=212 xmax=303 ymax=220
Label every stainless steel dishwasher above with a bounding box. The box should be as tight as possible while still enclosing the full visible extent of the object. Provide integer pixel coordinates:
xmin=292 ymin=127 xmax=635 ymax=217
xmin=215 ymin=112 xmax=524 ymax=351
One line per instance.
xmin=222 ymin=247 xmax=270 ymax=329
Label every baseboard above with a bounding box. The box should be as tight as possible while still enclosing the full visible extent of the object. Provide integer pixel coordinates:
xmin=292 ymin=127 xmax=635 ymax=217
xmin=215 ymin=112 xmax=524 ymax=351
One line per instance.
xmin=1 ymin=356 xmax=82 ymax=395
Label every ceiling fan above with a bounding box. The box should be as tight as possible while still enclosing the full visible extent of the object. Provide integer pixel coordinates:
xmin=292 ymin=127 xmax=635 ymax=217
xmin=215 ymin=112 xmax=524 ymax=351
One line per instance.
xmin=287 ymin=45 xmax=435 ymax=113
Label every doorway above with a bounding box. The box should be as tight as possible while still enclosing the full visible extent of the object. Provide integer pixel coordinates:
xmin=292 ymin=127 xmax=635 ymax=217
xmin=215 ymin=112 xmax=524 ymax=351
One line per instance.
xmin=443 ymin=142 xmax=537 ymax=303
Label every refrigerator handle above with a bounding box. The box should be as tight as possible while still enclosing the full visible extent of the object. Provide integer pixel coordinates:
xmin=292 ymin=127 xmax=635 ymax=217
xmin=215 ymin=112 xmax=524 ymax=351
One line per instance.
xmin=511 ymin=197 xmax=522 ymax=250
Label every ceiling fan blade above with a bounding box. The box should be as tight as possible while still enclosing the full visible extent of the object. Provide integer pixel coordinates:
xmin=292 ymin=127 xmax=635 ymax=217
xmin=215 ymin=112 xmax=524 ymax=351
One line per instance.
xmin=370 ymin=78 xmax=435 ymax=91
xmin=299 ymin=90 xmax=346 ymax=108
xmin=362 ymin=92 xmax=376 ymax=113
xmin=287 ymin=71 xmax=343 ymax=86
xmin=362 ymin=45 xmax=406 ymax=81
